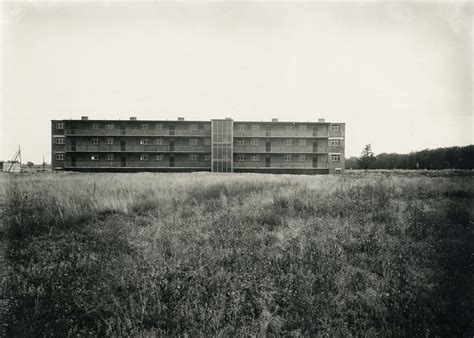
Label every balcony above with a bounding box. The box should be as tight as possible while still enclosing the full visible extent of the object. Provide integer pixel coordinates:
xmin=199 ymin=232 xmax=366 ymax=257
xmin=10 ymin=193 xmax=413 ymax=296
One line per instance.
xmin=232 ymin=146 xmax=328 ymax=154
xmin=233 ymin=161 xmax=328 ymax=169
xmin=65 ymin=129 xmax=211 ymax=137
xmin=66 ymin=145 xmax=211 ymax=152
xmin=233 ymin=130 xmax=329 ymax=138
xmin=64 ymin=161 xmax=211 ymax=169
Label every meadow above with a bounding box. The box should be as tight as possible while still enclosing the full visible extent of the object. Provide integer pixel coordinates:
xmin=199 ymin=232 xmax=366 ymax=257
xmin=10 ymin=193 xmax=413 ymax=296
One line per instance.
xmin=0 ymin=171 xmax=472 ymax=336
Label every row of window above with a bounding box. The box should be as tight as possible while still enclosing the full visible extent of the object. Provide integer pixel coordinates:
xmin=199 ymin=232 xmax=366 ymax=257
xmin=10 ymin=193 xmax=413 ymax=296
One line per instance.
xmin=235 ymin=155 xmax=306 ymax=162
xmin=134 ymin=154 xmax=209 ymax=161
xmin=56 ymin=153 xmax=341 ymax=162
xmin=55 ymin=138 xmax=212 ymax=145
xmin=236 ymin=139 xmax=341 ymax=146
xmin=55 ymin=122 xmax=342 ymax=132
xmin=235 ymin=154 xmax=341 ymax=161
xmin=55 ymin=137 xmax=342 ymax=147
xmin=56 ymin=154 xmax=210 ymax=161
xmin=55 ymin=122 xmax=210 ymax=131
xmin=235 ymin=125 xmax=341 ymax=132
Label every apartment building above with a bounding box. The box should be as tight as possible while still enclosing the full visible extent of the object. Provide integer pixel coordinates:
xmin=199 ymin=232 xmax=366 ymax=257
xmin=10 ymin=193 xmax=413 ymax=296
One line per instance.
xmin=51 ymin=117 xmax=345 ymax=174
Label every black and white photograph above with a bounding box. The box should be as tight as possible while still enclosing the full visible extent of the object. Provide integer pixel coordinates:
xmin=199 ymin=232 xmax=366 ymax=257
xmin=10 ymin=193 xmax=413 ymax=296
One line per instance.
xmin=0 ymin=0 xmax=472 ymax=336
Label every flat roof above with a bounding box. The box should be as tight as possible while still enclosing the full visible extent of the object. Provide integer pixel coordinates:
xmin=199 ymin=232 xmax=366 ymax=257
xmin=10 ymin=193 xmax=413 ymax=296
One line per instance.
xmin=53 ymin=119 xmax=344 ymax=124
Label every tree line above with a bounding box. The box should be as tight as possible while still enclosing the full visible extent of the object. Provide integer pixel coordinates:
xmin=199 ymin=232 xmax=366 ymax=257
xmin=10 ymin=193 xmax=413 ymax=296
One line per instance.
xmin=346 ymin=144 xmax=474 ymax=170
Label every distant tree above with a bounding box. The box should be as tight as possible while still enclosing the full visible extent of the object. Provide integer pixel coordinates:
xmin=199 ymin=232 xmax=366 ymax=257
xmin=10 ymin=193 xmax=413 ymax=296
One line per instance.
xmin=27 ymin=161 xmax=34 ymax=168
xmin=345 ymin=156 xmax=360 ymax=169
xmin=347 ymin=145 xmax=473 ymax=171
xmin=358 ymin=144 xmax=376 ymax=170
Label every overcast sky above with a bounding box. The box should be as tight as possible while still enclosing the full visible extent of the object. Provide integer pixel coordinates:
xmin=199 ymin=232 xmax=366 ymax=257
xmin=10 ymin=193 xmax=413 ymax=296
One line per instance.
xmin=1 ymin=0 xmax=472 ymax=163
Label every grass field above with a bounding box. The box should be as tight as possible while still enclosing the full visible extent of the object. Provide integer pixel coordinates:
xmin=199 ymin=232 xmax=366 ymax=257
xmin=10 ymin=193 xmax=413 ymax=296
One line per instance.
xmin=0 ymin=171 xmax=473 ymax=336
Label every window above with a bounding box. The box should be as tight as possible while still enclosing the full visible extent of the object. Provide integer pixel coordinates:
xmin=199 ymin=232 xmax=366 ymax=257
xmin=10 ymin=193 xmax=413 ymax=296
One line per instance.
xmin=331 ymin=154 xmax=341 ymax=161
xmin=189 ymin=154 xmax=198 ymax=161
xmin=140 ymin=154 xmax=149 ymax=161
xmin=284 ymin=139 xmax=292 ymax=146
xmin=251 ymin=139 xmax=259 ymax=146
xmin=55 ymin=137 xmax=65 ymax=144
xmin=155 ymin=138 xmax=163 ymax=145
xmin=92 ymin=123 xmax=99 ymax=129
xmin=237 ymin=139 xmax=245 ymax=146
xmin=204 ymin=138 xmax=211 ymax=145
xmin=141 ymin=123 xmax=149 ymax=129
xmin=286 ymin=126 xmax=293 ymax=132
xmin=156 ymin=154 xmax=164 ymax=161
xmin=106 ymin=154 xmax=114 ymax=161
xmin=156 ymin=124 xmax=163 ymax=130
xmin=191 ymin=124 xmax=199 ymax=130
xmin=299 ymin=139 xmax=306 ymax=146
xmin=331 ymin=124 xmax=340 ymax=132
xmin=55 ymin=153 xmax=65 ymax=160
xmin=284 ymin=155 xmax=292 ymax=161
xmin=238 ymin=125 xmax=246 ymax=131
xmin=251 ymin=155 xmax=259 ymax=161
xmin=204 ymin=154 xmax=211 ymax=160
xmin=237 ymin=155 xmax=245 ymax=161
xmin=298 ymin=125 xmax=306 ymax=132
xmin=204 ymin=124 xmax=211 ymax=130
xmin=92 ymin=138 xmax=99 ymax=145
xmin=91 ymin=154 xmax=99 ymax=161
xmin=330 ymin=139 xmax=341 ymax=146
xmin=189 ymin=138 xmax=198 ymax=145
xmin=105 ymin=123 xmax=114 ymax=129
xmin=252 ymin=125 xmax=259 ymax=131
xmin=56 ymin=122 xmax=64 ymax=129
xmin=106 ymin=138 xmax=114 ymax=145
xmin=140 ymin=139 xmax=148 ymax=145
xmin=299 ymin=155 xmax=306 ymax=161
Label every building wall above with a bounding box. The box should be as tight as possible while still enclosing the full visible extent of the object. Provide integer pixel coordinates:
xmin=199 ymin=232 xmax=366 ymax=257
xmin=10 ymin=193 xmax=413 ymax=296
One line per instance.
xmin=51 ymin=120 xmax=66 ymax=170
xmin=51 ymin=118 xmax=345 ymax=174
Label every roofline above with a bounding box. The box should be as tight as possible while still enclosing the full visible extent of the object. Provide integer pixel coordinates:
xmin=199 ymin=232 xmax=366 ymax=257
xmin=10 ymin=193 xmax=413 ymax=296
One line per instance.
xmin=52 ymin=119 xmax=344 ymax=124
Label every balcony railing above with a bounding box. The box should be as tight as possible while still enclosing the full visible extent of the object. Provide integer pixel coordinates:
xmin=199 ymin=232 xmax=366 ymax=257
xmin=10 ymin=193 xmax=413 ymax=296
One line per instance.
xmin=233 ymin=146 xmax=328 ymax=153
xmin=233 ymin=130 xmax=329 ymax=138
xmin=64 ymin=161 xmax=212 ymax=169
xmin=65 ymin=129 xmax=211 ymax=137
xmin=66 ymin=145 xmax=328 ymax=153
xmin=233 ymin=161 xmax=329 ymax=169
xmin=66 ymin=145 xmax=211 ymax=152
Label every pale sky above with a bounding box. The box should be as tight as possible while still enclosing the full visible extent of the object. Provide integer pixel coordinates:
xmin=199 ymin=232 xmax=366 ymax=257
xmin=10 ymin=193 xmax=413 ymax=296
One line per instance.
xmin=1 ymin=0 xmax=472 ymax=163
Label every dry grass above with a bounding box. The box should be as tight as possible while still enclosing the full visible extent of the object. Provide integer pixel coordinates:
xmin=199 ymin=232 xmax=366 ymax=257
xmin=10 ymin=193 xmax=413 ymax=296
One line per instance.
xmin=1 ymin=171 xmax=473 ymax=336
